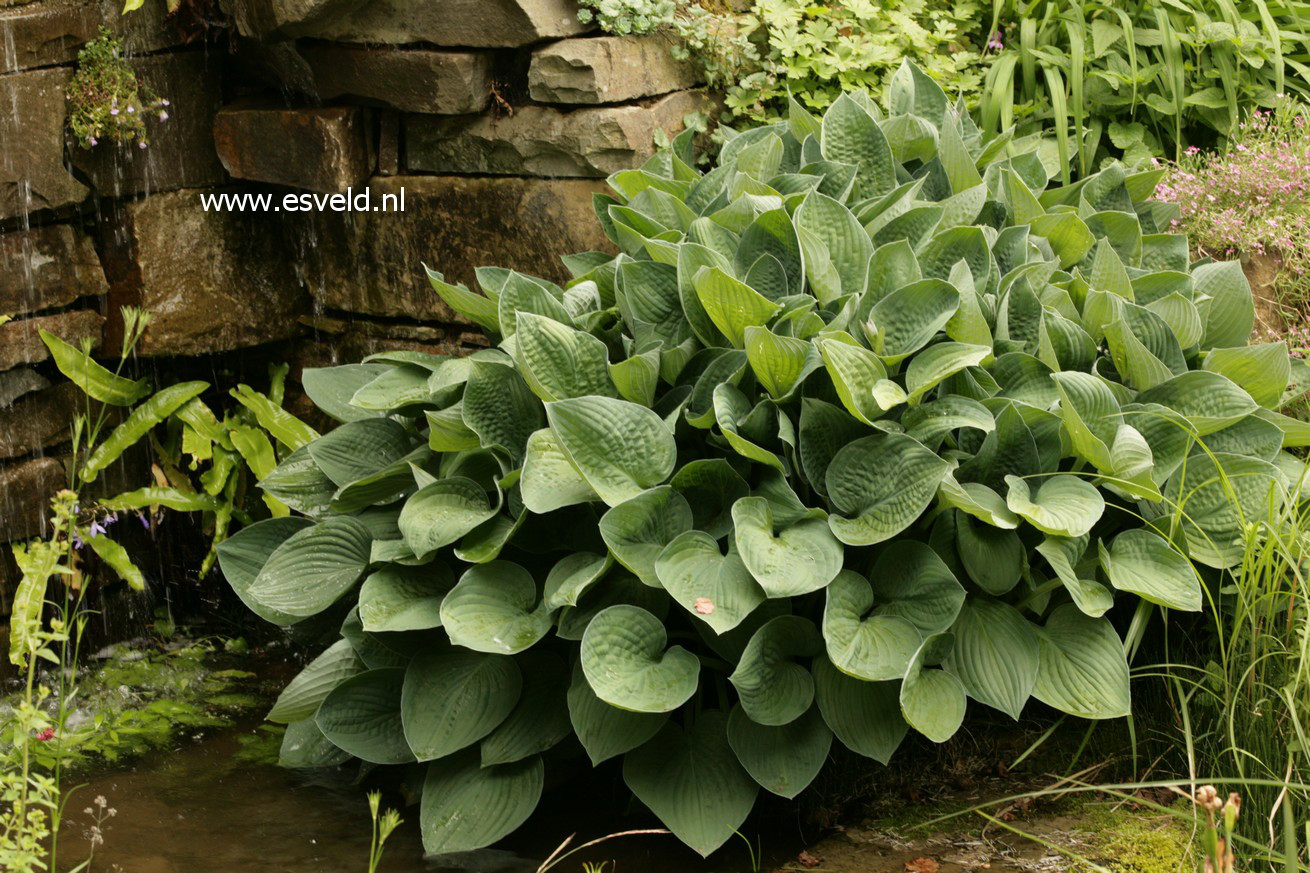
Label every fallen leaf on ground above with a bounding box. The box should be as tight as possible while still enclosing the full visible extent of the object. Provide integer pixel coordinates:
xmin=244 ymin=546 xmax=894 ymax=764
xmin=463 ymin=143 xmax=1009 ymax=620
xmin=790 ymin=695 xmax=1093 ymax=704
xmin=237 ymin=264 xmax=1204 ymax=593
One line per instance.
xmin=906 ymin=857 xmax=940 ymax=873
xmin=797 ymin=849 xmax=822 ymax=868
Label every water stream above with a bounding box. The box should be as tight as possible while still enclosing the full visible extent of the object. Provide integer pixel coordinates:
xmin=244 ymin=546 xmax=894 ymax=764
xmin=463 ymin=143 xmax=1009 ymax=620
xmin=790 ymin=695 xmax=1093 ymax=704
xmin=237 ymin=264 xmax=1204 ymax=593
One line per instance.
xmin=54 ymin=719 xmax=757 ymax=873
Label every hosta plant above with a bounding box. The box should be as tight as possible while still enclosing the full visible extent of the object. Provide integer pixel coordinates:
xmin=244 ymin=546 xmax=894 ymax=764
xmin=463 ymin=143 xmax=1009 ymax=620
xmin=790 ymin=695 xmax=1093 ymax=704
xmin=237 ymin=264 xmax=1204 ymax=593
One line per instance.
xmin=217 ymin=62 xmax=1310 ymax=859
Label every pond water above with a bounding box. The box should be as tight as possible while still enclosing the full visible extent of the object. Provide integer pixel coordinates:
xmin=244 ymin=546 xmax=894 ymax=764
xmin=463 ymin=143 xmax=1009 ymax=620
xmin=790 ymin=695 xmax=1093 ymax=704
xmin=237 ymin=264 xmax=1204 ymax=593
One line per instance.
xmin=53 ymin=720 xmax=761 ymax=873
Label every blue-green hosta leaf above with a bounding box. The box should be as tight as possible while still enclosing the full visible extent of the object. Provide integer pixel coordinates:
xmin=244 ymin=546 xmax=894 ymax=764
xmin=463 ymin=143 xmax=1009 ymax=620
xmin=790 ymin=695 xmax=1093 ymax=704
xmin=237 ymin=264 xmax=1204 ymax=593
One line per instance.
xmin=425 ymin=266 xmax=499 ymax=334
xmin=420 ymin=749 xmax=543 ymax=855
xmin=713 ymin=383 xmax=786 ymax=471
xmin=1032 ymin=605 xmax=1131 ymax=719
xmin=798 ymin=399 xmax=868 ymax=498
xmin=889 ymin=58 xmax=948 ymax=126
xmin=257 ymin=445 xmax=335 ymax=517
xmin=1146 ymin=292 xmax=1204 ymax=348
xmin=726 ymin=705 xmax=832 ymax=799
xmin=903 ymin=396 xmax=996 ymax=446
xmin=729 ymin=615 xmax=822 ymax=726
xmin=1137 ymin=371 xmax=1257 ymax=436
xmin=247 ymin=517 xmax=372 ymax=620
xmin=598 ymin=484 xmax=691 ymax=585
xmin=944 ymin=599 xmax=1039 ymax=720
xmin=609 ymin=348 xmax=661 ymax=407
xmin=654 ymin=531 xmax=766 ymax=634
xmin=623 ymin=711 xmax=759 ymax=858
xmin=440 ymin=561 xmax=551 ymax=654
xmin=869 ymin=541 xmax=967 ymax=635
xmin=816 ymin=334 xmax=891 ymax=425
xmin=1004 ymin=474 xmax=1105 ymax=537
xmin=1193 ymin=260 xmax=1255 ymax=349
xmin=745 ymin=326 xmax=819 ymax=399
xmin=520 ymin=428 xmax=598 ymax=513
xmin=677 ymin=243 xmax=733 ymax=346
xmin=693 ymin=266 xmax=783 ymax=348
xmin=866 ymin=279 xmax=961 ymax=362
xmin=547 ymin=395 xmax=677 ymax=507
xmin=955 ymin=513 xmax=1024 ymax=595
xmin=938 ymin=474 xmax=1020 ymax=529
xmin=732 ymin=496 xmax=843 ymax=598
xmin=1202 ymin=344 xmax=1291 ymax=409
xmin=279 ymin=717 xmax=351 ymax=769
xmin=823 ymin=570 xmax=922 ymax=681
xmin=401 ymin=650 xmax=521 ymax=761
xmin=1035 ymin=534 xmax=1113 ymax=618
xmin=671 ymin=460 xmax=750 ymax=538
xmin=267 ymin=638 xmax=362 ymax=723
xmin=581 ymin=604 xmax=700 ymax=713
xmin=736 ymin=209 xmax=804 ymax=297
xmin=811 ymin=656 xmax=908 ymax=764
xmin=1051 ymin=371 xmax=1122 ymax=471
xmin=1104 ymin=318 xmax=1175 ymax=391
xmin=302 ymin=364 xmax=389 ymax=422
xmin=1167 ymin=452 xmax=1282 ymax=568
xmin=1099 ymin=529 xmax=1201 ymax=611
xmin=498 ymin=271 xmax=572 ymax=339
xmin=794 ymin=191 xmax=873 ymax=295
xmin=900 ymin=634 xmax=967 ymax=744
xmin=826 ymin=434 xmax=950 ymax=546
xmin=822 ymin=92 xmax=897 ymax=200
xmin=480 ymin=652 xmax=572 ymax=766
xmin=359 ymin=563 xmax=454 ymax=632
xmin=216 ymin=516 xmax=315 ymax=625
xmin=462 ymin=360 xmax=542 ymax=463
xmin=542 ymin=552 xmax=611 ymax=611
xmin=905 ymin=342 xmax=992 ymax=404
xmin=398 ymin=477 xmax=499 ymax=557
xmin=512 ymin=311 xmax=616 ymax=402
xmin=567 ymin=660 xmax=666 ymax=765
xmin=1030 ymin=212 xmax=1095 ymax=267
xmin=315 ymin=668 xmax=415 ymax=764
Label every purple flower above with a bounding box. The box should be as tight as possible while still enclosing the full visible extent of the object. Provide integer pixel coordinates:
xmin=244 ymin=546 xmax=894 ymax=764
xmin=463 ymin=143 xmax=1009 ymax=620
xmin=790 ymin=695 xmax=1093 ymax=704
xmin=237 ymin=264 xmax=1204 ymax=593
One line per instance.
xmin=136 ymin=511 xmax=151 ymax=530
xmin=159 ymin=111 xmax=169 ymax=121
xmin=986 ymin=31 xmax=1004 ymax=51
xmin=138 ymin=141 xmax=147 ymax=149
xmin=126 ymin=106 xmax=135 ymax=114
xmin=88 ymin=519 xmax=107 ymax=538
xmin=110 ymin=108 xmax=119 ymax=116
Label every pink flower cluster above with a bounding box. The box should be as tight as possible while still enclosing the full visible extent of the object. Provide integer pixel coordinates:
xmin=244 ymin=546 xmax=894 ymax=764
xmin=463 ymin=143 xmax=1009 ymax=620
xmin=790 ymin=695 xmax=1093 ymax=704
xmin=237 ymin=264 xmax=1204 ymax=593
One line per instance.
xmin=1157 ymin=107 xmax=1310 ymax=298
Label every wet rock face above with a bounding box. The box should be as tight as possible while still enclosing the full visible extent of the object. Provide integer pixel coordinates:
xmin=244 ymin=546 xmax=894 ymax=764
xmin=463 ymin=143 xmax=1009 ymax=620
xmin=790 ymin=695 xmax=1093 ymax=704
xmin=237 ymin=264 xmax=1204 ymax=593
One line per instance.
xmin=255 ymin=0 xmax=588 ymax=46
xmin=302 ymin=45 xmax=493 ymax=115
xmin=528 ymin=35 xmax=700 ymax=105
xmin=0 ymin=456 xmax=66 ymax=541
xmin=300 ymin=175 xmax=614 ymax=319
xmin=0 ymin=67 xmax=88 ymax=221
xmin=0 ymin=383 xmax=82 ymax=460
xmin=213 ymin=101 xmax=373 ymax=193
xmin=0 ymin=1 xmax=101 ymax=72
xmin=67 ymin=51 xmax=228 ymax=198
xmin=406 ymin=90 xmax=715 ymax=177
xmin=104 ymin=190 xmax=309 ymax=357
xmin=0 ymin=225 xmax=109 ymax=318
xmin=0 ymin=311 xmax=105 ymax=372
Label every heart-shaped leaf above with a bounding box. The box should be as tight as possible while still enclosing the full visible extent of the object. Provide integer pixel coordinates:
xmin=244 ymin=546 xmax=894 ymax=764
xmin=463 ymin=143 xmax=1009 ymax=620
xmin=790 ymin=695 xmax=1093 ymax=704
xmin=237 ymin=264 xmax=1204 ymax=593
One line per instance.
xmin=811 ymin=656 xmax=908 ymax=764
xmin=1098 ymin=529 xmax=1201 ymax=611
xmin=944 ymin=599 xmax=1038 ymax=720
xmin=547 ymin=396 xmax=677 ymax=506
xmin=359 ymin=563 xmax=454 ymax=632
xmin=316 ymin=668 xmax=415 ymax=764
xmin=440 ymin=561 xmax=552 ymax=654
xmin=402 ymin=651 xmax=522 ymax=760
xmin=567 ymin=660 xmax=667 ymax=765
xmin=1032 ymin=605 xmax=1131 ymax=719
xmin=733 ymin=496 xmax=844 ymax=597
xmin=581 ymin=605 xmax=700 ymax=712
xmin=827 ymin=434 xmax=950 ymax=546
xmin=726 ymin=704 xmax=832 ymax=799
xmin=655 ymin=531 xmax=766 ymax=633
xmin=398 ymin=477 xmax=499 ymax=557
xmin=600 ymin=486 xmax=694 ymax=587
xmin=823 ymin=570 xmax=922 ymax=681
xmin=869 ymin=541 xmax=967 ymax=635
xmin=900 ymin=634 xmax=966 ymax=743
xmin=420 ymin=749 xmax=543 ymax=855
xmin=729 ymin=616 xmax=822 ymax=725
xmin=1004 ymin=474 xmax=1105 ymax=537
xmin=247 ymin=517 xmax=373 ymax=620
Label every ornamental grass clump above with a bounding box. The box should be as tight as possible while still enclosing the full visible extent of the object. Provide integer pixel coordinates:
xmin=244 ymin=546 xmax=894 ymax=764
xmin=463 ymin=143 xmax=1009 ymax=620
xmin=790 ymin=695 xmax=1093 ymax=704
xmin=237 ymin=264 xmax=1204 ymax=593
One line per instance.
xmin=1156 ymin=102 xmax=1310 ymax=307
xmin=217 ymin=62 xmax=1310 ymax=859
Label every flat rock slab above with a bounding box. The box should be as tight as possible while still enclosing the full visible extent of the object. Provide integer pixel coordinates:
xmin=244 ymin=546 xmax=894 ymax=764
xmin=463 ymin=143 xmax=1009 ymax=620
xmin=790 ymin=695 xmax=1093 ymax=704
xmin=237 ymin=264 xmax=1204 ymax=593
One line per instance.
xmin=0 ymin=224 xmax=109 ymax=318
xmin=214 ymin=101 xmax=372 ymax=193
xmin=407 ymin=89 xmax=713 ymax=177
xmin=0 ymin=67 xmax=88 ymax=221
xmin=303 ymin=45 xmax=492 ymax=115
xmin=0 ymin=382 xmax=80 ymax=460
xmin=0 ymin=311 xmax=104 ymax=372
xmin=529 ymin=35 xmax=699 ymax=104
xmin=0 ymin=456 xmax=66 ymax=541
xmin=105 ymin=189 xmax=308 ymax=357
xmin=299 ymin=175 xmax=613 ymax=321
xmin=0 ymin=368 xmax=50 ymax=408
xmin=68 ymin=51 xmax=227 ymax=198
xmin=0 ymin=1 xmax=100 ymax=72
xmin=299 ymin=0 xmax=587 ymax=47
xmin=223 ymin=0 xmax=368 ymax=40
